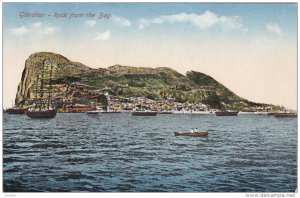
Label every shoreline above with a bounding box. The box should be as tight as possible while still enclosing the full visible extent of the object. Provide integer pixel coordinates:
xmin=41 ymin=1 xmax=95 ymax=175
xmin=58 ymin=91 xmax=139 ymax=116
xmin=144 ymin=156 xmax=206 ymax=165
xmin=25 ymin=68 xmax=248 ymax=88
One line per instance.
xmin=3 ymin=110 xmax=286 ymax=115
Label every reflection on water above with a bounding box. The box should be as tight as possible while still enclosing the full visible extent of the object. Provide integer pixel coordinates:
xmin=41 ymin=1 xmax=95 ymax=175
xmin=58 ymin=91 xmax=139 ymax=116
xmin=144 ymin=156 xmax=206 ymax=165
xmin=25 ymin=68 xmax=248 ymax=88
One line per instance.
xmin=3 ymin=113 xmax=297 ymax=192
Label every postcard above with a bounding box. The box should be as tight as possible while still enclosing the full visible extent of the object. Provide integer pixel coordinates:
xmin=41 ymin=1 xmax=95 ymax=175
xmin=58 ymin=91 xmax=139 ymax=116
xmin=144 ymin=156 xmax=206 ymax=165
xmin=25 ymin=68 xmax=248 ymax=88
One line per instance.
xmin=2 ymin=2 xmax=297 ymax=195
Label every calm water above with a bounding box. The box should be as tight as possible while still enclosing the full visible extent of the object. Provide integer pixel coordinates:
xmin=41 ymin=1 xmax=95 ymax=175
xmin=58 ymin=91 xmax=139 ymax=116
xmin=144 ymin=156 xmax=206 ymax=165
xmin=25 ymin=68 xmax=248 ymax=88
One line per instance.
xmin=3 ymin=113 xmax=297 ymax=192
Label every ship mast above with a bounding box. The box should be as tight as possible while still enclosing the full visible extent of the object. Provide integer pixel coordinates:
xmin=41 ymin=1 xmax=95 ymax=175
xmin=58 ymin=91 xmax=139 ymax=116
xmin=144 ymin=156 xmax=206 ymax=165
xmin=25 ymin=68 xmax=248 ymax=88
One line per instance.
xmin=40 ymin=66 xmax=44 ymax=110
xmin=34 ymin=74 xmax=40 ymax=110
xmin=48 ymin=61 xmax=53 ymax=109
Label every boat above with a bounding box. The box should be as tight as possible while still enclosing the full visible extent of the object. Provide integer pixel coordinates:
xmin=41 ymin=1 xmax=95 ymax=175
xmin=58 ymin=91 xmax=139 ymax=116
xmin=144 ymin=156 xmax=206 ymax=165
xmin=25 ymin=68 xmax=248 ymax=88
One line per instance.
xmin=174 ymin=132 xmax=208 ymax=137
xmin=273 ymin=113 xmax=297 ymax=118
xmin=5 ymin=101 xmax=28 ymax=114
xmin=26 ymin=109 xmax=57 ymax=118
xmin=215 ymin=111 xmax=238 ymax=116
xmin=132 ymin=110 xmax=158 ymax=116
xmin=101 ymin=111 xmax=121 ymax=114
xmin=238 ymin=111 xmax=255 ymax=115
xmin=6 ymin=108 xmax=27 ymax=114
xmin=26 ymin=60 xmax=57 ymax=119
xmin=158 ymin=111 xmax=174 ymax=114
xmin=86 ymin=111 xmax=99 ymax=115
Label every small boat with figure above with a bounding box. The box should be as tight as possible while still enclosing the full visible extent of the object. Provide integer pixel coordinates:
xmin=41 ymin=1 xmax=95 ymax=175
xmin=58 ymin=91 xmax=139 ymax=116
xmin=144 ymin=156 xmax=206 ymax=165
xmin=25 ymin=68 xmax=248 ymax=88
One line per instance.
xmin=174 ymin=132 xmax=208 ymax=137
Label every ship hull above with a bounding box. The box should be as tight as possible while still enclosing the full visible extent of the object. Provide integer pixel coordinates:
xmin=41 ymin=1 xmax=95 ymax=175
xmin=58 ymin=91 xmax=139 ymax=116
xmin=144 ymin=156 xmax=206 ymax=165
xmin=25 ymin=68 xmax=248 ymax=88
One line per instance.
xmin=215 ymin=111 xmax=238 ymax=116
xmin=158 ymin=111 xmax=174 ymax=114
xmin=86 ymin=111 xmax=99 ymax=115
xmin=174 ymin=132 xmax=208 ymax=137
xmin=26 ymin=110 xmax=57 ymax=118
xmin=7 ymin=108 xmax=27 ymax=114
xmin=132 ymin=111 xmax=157 ymax=116
xmin=101 ymin=111 xmax=121 ymax=114
xmin=274 ymin=113 xmax=297 ymax=118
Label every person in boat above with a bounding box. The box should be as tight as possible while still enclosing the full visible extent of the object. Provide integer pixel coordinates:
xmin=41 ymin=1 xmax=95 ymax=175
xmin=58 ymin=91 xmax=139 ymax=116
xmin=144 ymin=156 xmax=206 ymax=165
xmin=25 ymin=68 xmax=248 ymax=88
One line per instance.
xmin=190 ymin=128 xmax=194 ymax=133
xmin=195 ymin=128 xmax=198 ymax=132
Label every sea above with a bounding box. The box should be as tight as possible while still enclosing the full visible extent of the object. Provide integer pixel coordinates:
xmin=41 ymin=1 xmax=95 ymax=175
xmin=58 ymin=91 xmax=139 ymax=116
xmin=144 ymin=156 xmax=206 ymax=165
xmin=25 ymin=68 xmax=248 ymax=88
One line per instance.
xmin=3 ymin=113 xmax=297 ymax=192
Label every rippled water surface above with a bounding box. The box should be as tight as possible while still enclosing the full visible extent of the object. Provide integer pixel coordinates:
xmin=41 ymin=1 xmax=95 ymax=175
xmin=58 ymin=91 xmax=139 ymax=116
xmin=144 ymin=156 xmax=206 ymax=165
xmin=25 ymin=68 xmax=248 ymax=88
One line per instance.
xmin=3 ymin=113 xmax=297 ymax=192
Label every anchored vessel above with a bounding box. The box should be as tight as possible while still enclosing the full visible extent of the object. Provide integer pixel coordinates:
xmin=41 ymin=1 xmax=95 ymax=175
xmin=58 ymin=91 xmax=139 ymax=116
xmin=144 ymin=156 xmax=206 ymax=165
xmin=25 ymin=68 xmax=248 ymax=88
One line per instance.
xmin=26 ymin=109 xmax=57 ymax=118
xmin=215 ymin=111 xmax=238 ymax=116
xmin=273 ymin=113 xmax=297 ymax=118
xmin=158 ymin=111 xmax=174 ymax=114
xmin=101 ymin=111 xmax=122 ymax=114
xmin=132 ymin=110 xmax=158 ymax=116
xmin=26 ymin=60 xmax=57 ymax=118
xmin=6 ymin=108 xmax=27 ymax=114
xmin=86 ymin=111 xmax=99 ymax=115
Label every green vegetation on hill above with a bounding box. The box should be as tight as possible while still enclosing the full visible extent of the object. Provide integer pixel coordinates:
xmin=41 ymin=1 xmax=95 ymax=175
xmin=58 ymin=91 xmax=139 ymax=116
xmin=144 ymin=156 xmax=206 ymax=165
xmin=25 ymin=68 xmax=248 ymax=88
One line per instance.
xmin=15 ymin=52 xmax=279 ymax=111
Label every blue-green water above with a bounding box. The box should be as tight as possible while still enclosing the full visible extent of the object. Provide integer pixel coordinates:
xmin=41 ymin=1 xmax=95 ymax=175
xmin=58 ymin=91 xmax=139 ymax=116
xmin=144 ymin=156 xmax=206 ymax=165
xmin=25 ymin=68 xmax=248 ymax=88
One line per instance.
xmin=3 ymin=113 xmax=297 ymax=192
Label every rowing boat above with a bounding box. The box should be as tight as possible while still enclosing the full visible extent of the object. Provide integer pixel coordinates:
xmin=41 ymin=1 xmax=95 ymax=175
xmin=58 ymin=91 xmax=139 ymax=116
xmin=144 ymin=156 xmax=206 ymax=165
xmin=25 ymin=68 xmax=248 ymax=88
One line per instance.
xmin=174 ymin=132 xmax=208 ymax=137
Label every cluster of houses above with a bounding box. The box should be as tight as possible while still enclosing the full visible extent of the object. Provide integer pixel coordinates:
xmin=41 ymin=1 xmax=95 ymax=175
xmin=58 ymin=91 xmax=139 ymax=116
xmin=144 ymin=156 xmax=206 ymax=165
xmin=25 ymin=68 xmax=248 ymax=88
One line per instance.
xmin=57 ymin=82 xmax=277 ymax=113
xmin=103 ymin=94 xmax=275 ymax=113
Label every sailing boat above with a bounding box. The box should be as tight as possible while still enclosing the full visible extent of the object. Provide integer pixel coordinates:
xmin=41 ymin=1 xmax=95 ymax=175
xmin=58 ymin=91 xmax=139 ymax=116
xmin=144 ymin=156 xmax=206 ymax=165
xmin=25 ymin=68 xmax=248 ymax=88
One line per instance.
xmin=26 ymin=60 xmax=57 ymax=118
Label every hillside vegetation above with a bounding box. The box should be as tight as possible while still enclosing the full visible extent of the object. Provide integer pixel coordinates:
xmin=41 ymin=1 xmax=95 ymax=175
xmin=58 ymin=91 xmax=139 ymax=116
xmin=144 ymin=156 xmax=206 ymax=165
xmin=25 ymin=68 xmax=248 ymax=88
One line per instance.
xmin=15 ymin=52 xmax=278 ymax=111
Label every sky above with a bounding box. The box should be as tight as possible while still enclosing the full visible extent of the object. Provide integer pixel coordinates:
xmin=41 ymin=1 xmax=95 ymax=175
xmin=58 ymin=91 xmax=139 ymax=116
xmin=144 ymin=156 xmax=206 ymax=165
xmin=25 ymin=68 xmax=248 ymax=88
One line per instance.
xmin=2 ymin=3 xmax=298 ymax=110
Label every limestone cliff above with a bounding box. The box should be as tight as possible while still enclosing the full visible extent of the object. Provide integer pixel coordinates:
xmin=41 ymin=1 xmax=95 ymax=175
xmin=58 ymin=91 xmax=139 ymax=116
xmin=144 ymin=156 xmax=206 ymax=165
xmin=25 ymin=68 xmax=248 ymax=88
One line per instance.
xmin=15 ymin=52 xmax=274 ymax=111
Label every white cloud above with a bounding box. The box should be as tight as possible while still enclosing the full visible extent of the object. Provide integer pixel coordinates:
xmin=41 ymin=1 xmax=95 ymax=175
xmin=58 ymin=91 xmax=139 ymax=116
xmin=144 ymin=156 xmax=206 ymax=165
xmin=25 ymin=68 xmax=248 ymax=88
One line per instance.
xmin=138 ymin=10 xmax=243 ymax=30
xmin=112 ymin=16 xmax=131 ymax=27
xmin=94 ymin=30 xmax=111 ymax=41
xmin=11 ymin=26 xmax=27 ymax=36
xmin=85 ymin=20 xmax=97 ymax=28
xmin=40 ymin=26 xmax=59 ymax=35
xmin=31 ymin=22 xmax=59 ymax=36
xmin=31 ymin=22 xmax=42 ymax=28
xmin=266 ymin=23 xmax=282 ymax=35
xmin=11 ymin=22 xmax=59 ymax=37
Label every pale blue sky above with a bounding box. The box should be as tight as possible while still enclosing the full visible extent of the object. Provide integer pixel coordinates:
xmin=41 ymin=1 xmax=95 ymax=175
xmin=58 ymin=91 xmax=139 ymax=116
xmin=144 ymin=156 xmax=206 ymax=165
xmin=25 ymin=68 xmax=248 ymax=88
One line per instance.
xmin=3 ymin=3 xmax=298 ymax=109
xmin=3 ymin=3 xmax=297 ymax=41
